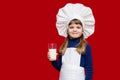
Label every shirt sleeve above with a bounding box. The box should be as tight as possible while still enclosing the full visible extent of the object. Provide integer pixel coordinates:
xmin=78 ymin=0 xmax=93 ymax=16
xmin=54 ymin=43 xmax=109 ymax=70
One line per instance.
xmin=51 ymin=54 xmax=62 ymax=71
xmin=85 ymin=44 xmax=93 ymax=80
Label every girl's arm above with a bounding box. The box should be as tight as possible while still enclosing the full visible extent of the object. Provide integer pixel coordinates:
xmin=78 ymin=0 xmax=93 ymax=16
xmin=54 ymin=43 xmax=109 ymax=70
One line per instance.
xmin=51 ymin=54 xmax=62 ymax=71
xmin=85 ymin=44 xmax=93 ymax=80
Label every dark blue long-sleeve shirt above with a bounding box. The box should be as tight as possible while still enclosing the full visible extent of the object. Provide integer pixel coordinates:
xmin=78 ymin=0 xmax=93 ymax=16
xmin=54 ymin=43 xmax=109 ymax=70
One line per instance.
xmin=52 ymin=38 xmax=93 ymax=80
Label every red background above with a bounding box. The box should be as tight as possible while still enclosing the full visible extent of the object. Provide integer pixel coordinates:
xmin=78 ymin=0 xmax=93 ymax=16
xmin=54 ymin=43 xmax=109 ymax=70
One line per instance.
xmin=0 ymin=0 xmax=120 ymax=80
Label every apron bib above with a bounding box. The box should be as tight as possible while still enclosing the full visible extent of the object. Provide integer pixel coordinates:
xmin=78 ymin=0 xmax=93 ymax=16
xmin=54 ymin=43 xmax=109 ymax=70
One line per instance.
xmin=59 ymin=64 xmax=85 ymax=80
xmin=59 ymin=48 xmax=85 ymax=80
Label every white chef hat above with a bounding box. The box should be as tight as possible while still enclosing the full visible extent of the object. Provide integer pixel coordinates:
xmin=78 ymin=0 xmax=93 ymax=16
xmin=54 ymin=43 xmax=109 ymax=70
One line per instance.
xmin=56 ymin=3 xmax=95 ymax=38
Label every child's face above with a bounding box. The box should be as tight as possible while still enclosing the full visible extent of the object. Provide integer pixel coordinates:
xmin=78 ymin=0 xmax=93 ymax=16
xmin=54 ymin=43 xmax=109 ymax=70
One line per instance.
xmin=68 ymin=23 xmax=83 ymax=39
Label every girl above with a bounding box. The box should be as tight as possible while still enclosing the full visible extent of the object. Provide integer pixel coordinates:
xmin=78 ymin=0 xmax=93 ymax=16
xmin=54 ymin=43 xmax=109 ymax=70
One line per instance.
xmin=48 ymin=3 xmax=95 ymax=80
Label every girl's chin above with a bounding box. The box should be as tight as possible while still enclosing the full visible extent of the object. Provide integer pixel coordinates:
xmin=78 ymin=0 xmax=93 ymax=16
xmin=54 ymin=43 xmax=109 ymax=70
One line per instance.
xmin=70 ymin=36 xmax=80 ymax=39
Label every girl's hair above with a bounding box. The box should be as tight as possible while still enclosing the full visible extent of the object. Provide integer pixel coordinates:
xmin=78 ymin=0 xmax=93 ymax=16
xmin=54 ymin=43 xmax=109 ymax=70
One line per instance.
xmin=59 ymin=19 xmax=87 ymax=55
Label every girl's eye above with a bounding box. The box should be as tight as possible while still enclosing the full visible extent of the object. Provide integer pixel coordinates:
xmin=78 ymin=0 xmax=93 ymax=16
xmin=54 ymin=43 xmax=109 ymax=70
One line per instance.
xmin=77 ymin=26 xmax=81 ymax=29
xmin=69 ymin=26 xmax=74 ymax=29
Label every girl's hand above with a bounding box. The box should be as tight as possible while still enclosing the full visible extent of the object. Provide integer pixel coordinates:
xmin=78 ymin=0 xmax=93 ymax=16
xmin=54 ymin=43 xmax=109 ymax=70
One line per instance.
xmin=47 ymin=52 xmax=57 ymax=61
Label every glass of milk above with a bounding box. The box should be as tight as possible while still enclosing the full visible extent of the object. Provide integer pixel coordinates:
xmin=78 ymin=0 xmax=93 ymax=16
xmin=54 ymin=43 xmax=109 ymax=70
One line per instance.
xmin=48 ymin=43 xmax=57 ymax=61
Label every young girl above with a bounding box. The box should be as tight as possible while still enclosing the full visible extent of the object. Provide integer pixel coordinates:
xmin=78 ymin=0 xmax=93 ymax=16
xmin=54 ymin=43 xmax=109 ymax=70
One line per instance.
xmin=48 ymin=3 xmax=95 ymax=80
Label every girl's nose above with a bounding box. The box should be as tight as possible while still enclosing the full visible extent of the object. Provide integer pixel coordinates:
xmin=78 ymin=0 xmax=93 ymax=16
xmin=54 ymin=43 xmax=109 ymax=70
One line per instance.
xmin=73 ymin=28 xmax=77 ymax=31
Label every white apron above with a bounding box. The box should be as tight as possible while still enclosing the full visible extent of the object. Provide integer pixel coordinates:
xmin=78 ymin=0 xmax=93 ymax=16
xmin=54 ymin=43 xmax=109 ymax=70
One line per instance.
xmin=59 ymin=48 xmax=85 ymax=80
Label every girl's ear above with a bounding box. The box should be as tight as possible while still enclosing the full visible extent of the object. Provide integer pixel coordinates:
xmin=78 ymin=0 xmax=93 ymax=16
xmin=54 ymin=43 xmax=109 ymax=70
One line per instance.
xmin=82 ymin=27 xmax=84 ymax=33
xmin=67 ymin=29 xmax=68 ymax=34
